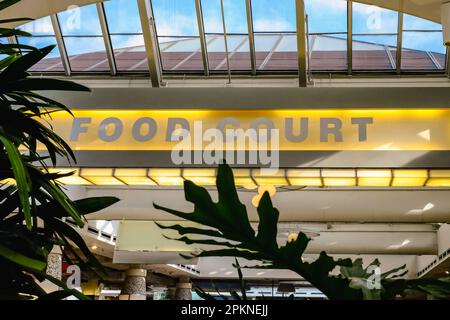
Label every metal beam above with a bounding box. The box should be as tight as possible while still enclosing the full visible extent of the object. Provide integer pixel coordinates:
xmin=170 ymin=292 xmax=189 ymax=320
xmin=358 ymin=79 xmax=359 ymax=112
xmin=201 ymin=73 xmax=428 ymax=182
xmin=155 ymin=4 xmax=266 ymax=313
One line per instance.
xmin=96 ymin=3 xmax=117 ymax=76
xmin=50 ymin=14 xmax=71 ymax=76
xmin=446 ymin=47 xmax=450 ymax=78
xmin=245 ymin=0 xmax=256 ymax=75
xmin=220 ymin=0 xmax=231 ymax=84
xmin=295 ymin=0 xmax=307 ymax=87
xmin=396 ymin=12 xmax=403 ymax=74
xmin=194 ymin=0 xmax=209 ymax=76
xmin=347 ymin=0 xmax=353 ymax=75
xmin=137 ymin=0 xmax=162 ymax=87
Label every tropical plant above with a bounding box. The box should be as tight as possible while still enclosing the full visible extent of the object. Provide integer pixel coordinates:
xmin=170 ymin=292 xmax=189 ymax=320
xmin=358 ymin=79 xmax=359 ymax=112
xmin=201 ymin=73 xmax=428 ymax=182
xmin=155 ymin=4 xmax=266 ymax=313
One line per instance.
xmin=0 ymin=0 xmax=119 ymax=299
xmin=155 ymin=163 xmax=450 ymax=300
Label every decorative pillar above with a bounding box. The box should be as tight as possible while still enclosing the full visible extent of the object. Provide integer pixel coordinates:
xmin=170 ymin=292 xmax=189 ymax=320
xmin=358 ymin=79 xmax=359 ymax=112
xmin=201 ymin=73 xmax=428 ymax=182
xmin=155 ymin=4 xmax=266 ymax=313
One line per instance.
xmin=174 ymin=276 xmax=192 ymax=300
xmin=441 ymin=2 xmax=450 ymax=46
xmin=46 ymin=246 xmax=62 ymax=280
xmin=165 ymin=285 xmax=176 ymax=300
xmin=40 ymin=247 xmax=63 ymax=293
xmin=120 ymin=266 xmax=147 ymax=300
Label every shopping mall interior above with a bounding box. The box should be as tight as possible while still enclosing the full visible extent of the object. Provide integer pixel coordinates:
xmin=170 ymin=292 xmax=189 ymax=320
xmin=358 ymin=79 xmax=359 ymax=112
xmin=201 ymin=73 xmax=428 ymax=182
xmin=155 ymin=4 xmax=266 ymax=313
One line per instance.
xmin=2 ymin=0 xmax=450 ymax=300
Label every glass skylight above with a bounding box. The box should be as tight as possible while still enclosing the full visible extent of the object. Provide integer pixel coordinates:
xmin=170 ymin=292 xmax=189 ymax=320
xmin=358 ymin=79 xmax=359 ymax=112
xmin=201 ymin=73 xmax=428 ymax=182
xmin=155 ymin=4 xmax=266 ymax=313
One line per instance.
xmin=17 ymin=16 xmax=64 ymax=72
xmin=402 ymin=14 xmax=446 ymax=70
xmin=13 ymin=0 xmax=448 ymax=76
xmin=104 ymin=0 xmax=147 ymax=71
xmin=57 ymin=4 xmax=108 ymax=72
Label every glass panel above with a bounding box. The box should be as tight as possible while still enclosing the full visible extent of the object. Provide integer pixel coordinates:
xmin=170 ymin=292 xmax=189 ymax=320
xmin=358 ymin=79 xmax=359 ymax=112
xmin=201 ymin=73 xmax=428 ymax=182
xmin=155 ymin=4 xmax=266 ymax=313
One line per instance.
xmin=352 ymin=35 xmax=397 ymax=70
xmin=18 ymin=16 xmax=54 ymax=35
xmin=110 ymin=34 xmax=148 ymax=71
xmin=402 ymin=32 xmax=446 ymax=70
xmin=257 ymin=34 xmax=297 ymax=71
xmin=64 ymin=37 xmax=109 ymax=71
xmin=158 ymin=37 xmax=203 ymax=70
xmin=206 ymin=34 xmax=250 ymax=70
xmin=310 ymin=34 xmax=347 ymax=71
xmin=17 ymin=36 xmax=64 ymax=72
xmin=103 ymin=0 xmax=142 ymax=34
xmin=305 ymin=0 xmax=347 ymax=33
xmin=353 ymin=3 xmax=398 ymax=34
xmin=152 ymin=0 xmax=199 ymax=36
xmin=403 ymin=14 xmax=442 ymax=31
xmin=252 ymin=0 xmax=296 ymax=32
xmin=201 ymin=0 xmax=247 ymax=34
xmin=58 ymin=4 xmax=102 ymax=36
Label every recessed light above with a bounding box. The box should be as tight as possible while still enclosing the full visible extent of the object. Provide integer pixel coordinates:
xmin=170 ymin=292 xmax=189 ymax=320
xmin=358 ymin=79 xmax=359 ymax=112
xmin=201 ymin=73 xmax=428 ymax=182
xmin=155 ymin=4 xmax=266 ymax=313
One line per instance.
xmin=91 ymin=245 xmax=98 ymax=250
xmin=445 ymin=271 xmax=449 ymax=275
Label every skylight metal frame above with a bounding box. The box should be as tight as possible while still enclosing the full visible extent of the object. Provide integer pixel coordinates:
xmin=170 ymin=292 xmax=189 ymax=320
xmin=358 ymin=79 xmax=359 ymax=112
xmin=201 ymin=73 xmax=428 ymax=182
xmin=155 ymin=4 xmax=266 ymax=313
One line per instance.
xmin=97 ymin=3 xmax=117 ymax=76
xmin=17 ymin=0 xmax=449 ymax=79
xmin=296 ymin=0 xmax=307 ymax=87
xmin=347 ymin=0 xmax=353 ymax=75
xmin=396 ymin=12 xmax=403 ymax=74
xmin=245 ymin=0 xmax=257 ymax=75
xmin=194 ymin=0 xmax=210 ymax=76
xmin=50 ymin=14 xmax=71 ymax=76
xmin=138 ymin=0 xmax=162 ymax=87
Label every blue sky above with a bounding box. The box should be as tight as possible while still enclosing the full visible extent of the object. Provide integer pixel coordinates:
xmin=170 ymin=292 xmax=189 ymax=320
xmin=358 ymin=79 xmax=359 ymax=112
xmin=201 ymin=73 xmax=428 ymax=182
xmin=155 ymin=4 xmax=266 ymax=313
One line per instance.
xmin=18 ymin=0 xmax=447 ymax=58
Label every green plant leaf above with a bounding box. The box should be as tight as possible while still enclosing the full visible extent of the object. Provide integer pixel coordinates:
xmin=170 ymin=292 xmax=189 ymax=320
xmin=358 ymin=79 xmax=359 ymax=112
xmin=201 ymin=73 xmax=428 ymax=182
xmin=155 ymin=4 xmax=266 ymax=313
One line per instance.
xmin=0 ymin=45 xmax=55 ymax=81
xmin=0 ymin=134 xmax=31 ymax=228
xmin=0 ymin=17 xmax=32 ymax=24
xmin=0 ymin=243 xmax=46 ymax=271
xmin=0 ymin=0 xmax=20 ymax=11
xmin=255 ymin=192 xmax=279 ymax=251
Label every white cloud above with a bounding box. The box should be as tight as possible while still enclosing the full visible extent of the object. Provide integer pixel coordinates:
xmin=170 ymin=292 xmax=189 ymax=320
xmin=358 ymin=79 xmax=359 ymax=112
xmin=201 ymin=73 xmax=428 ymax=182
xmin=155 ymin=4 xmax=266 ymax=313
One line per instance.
xmin=253 ymin=18 xmax=294 ymax=32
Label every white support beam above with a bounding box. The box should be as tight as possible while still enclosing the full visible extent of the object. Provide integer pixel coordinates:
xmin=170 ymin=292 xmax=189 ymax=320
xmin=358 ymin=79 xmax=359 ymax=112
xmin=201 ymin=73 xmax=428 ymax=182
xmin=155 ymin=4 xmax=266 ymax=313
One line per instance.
xmin=96 ymin=3 xmax=117 ymax=76
xmin=347 ymin=1 xmax=353 ymax=75
xmin=194 ymin=0 xmax=210 ymax=76
xmin=50 ymin=14 xmax=71 ymax=76
xmin=245 ymin=0 xmax=257 ymax=75
xmin=137 ymin=0 xmax=162 ymax=87
xmin=295 ymin=0 xmax=307 ymax=87
xmin=396 ymin=13 xmax=404 ymax=74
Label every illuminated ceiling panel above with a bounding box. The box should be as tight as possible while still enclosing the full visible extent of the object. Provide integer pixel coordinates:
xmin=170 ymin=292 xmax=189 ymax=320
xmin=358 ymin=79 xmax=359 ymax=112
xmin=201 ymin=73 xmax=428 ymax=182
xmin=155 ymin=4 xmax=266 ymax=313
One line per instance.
xmin=49 ymin=167 xmax=450 ymax=189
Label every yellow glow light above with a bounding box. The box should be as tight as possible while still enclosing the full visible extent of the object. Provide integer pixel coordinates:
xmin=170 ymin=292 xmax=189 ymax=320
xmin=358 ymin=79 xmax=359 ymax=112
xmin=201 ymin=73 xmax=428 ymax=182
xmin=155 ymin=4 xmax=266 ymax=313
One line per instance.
xmin=251 ymin=194 xmax=262 ymax=207
xmin=286 ymin=169 xmax=322 ymax=186
xmin=0 ymin=178 xmax=16 ymax=185
xmin=114 ymin=168 xmax=156 ymax=186
xmin=252 ymin=169 xmax=288 ymax=186
xmin=233 ymin=169 xmax=257 ymax=189
xmin=426 ymin=170 xmax=450 ymax=187
xmin=148 ymin=168 xmax=184 ymax=186
xmin=258 ymin=185 xmax=277 ymax=197
xmin=322 ymin=169 xmax=356 ymax=187
xmin=80 ymin=168 xmax=124 ymax=186
xmin=392 ymin=169 xmax=428 ymax=187
xmin=48 ymin=168 xmax=92 ymax=185
xmin=357 ymin=169 xmax=392 ymax=187
xmin=183 ymin=169 xmax=216 ymax=186
xmin=287 ymin=232 xmax=298 ymax=242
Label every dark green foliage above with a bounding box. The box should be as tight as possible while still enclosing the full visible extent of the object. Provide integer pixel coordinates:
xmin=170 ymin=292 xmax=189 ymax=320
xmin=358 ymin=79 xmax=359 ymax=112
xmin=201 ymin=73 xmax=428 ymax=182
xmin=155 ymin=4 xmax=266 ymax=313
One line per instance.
xmin=0 ymin=1 xmax=119 ymax=299
xmin=155 ymin=163 xmax=450 ymax=300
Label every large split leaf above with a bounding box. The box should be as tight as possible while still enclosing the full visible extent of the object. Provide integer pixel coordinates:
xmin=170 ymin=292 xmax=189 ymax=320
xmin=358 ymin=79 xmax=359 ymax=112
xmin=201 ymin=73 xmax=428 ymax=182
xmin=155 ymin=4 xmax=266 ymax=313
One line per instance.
xmin=154 ymin=163 xmax=362 ymax=300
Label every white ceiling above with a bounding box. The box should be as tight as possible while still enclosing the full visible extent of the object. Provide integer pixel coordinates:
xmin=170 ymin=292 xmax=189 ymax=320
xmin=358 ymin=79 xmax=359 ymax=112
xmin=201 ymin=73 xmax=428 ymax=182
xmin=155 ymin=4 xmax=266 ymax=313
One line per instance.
xmin=78 ymin=187 xmax=450 ymax=223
